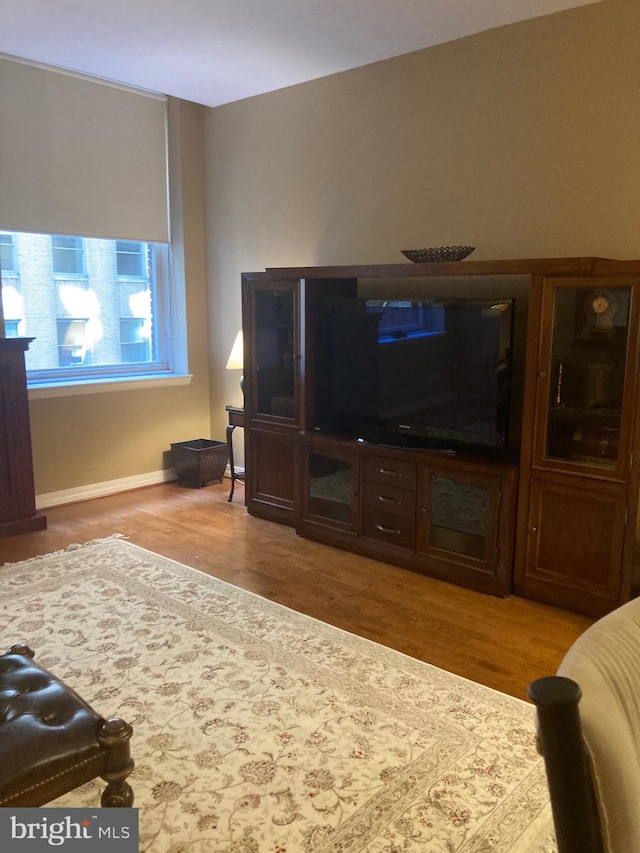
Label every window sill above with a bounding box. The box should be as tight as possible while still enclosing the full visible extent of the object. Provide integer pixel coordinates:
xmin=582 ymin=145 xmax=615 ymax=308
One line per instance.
xmin=28 ymin=373 xmax=193 ymax=400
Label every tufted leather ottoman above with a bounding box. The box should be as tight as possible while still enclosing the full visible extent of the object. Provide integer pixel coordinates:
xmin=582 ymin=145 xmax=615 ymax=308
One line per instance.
xmin=0 ymin=643 xmax=133 ymax=807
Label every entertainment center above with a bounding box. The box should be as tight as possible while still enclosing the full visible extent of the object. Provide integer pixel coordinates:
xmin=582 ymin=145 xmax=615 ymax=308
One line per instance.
xmin=241 ymin=257 xmax=640 ymax=617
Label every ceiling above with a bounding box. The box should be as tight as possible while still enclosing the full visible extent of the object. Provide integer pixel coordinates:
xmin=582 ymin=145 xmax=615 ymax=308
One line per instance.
xmin=0 ymin=0 xmax=602 ymax=108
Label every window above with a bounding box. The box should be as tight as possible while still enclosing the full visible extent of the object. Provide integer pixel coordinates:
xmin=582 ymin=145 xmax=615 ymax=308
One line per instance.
xmin=0 ymin=229 xmax=175 ymax=388
xmin=120 ymin=317 xmax=151 ymax=363
xmin=0 ymin=60 xmax=179 ymax=393
xmin=0 ymin=232 xmax=16 ymax=273
xmin=52 ymin=236 xmax=85 ymax=275
xmin=57 ymin=319 xmax=91 ymax=366
xmin=116 ymin=241 xmax=146 ymax=277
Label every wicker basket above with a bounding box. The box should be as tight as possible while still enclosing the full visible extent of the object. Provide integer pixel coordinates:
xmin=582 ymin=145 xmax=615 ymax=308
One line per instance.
xmin=401 ymin=246 xmax=475 ymax=263
xmin=171 ymin=439 xmax=229 ymax=488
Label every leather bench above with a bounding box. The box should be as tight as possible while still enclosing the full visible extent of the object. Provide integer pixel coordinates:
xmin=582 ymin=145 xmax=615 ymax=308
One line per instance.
xmin=0 ymin=643 xmax=133 ymax=807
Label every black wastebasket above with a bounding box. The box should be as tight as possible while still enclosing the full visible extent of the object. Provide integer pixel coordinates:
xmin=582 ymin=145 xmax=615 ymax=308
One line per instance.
xmin=171 ymin=439 xmax=229 ymax=488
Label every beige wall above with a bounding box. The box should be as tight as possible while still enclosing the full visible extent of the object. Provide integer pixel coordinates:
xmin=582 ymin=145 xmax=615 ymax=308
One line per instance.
xmin=205 ymin=0 xmax=640 ymax=447
xmin=25 ymin=0 xmax=640 ymax=498
xmin=29 ymin=99 xmax=212 ymax=497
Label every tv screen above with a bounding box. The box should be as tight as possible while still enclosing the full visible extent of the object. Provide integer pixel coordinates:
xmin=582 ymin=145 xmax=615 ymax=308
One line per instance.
xmin=315 ymin=297 xmax=515 ymax=453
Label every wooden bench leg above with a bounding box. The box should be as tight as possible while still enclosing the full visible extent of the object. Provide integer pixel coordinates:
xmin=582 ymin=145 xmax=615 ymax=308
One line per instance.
xmin=98 ymin=717 xmax=135 ymax=807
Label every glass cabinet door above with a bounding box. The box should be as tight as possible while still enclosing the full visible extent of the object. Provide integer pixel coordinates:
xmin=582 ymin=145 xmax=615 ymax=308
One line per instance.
xmin=253 ymin=284 xmax=297 ymax=422
xmin=424 ymin=474 xmax=496 ymax=564
xmin=534 ymin=280 xmax=636 ymax=479
xmin=303 ymin=450 xmax=358 ymax=530
xmin=416 ymin=463 xmax=514 ymax=594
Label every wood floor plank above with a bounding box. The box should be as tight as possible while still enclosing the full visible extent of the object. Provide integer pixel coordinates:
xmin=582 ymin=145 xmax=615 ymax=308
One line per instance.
xmin=0 ymin=480 xmax=593 ymax=701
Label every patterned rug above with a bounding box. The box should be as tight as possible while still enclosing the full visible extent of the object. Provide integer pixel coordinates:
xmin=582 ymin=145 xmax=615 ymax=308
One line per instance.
xmin=1 ymin=538 xmax=556 ymax=852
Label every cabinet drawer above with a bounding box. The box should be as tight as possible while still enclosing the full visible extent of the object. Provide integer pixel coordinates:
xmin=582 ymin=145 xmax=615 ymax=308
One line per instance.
xmin=363 ymin=456 xmax=417 ymax=489
xmin=361 ymin=509 xmax=415 ymax=549
xmin=361 ymin=481 xmax=415 ymax=517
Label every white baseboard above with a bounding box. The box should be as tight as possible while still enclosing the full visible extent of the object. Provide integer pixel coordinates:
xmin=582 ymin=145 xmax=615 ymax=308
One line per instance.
xmin=36 ymin=469 xmax=178 ymax=509
xmin=36 ymin=464 xmax=237 ymax=510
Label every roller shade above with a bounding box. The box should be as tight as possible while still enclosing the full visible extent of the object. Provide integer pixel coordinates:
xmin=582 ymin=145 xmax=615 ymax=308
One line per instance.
xmin=0 ymin=55 xmax=169 ymax=243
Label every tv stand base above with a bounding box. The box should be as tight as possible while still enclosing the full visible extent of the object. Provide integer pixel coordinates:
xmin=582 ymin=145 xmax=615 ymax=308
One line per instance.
xmin=296 ymin=432 xmax=518 ymax=598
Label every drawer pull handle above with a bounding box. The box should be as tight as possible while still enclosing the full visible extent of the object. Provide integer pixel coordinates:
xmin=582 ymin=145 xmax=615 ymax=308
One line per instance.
xmin=375 ymin=523 xmax=400 ymax=535
xmin=377 ymin=494 xmax=397 ymax=504
xmin=376 ymin=467 xmax=401 ymax=476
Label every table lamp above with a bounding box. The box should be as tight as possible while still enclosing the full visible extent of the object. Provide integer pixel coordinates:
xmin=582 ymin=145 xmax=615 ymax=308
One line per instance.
xmin=226 ymin=329 xmax=244 ymax=392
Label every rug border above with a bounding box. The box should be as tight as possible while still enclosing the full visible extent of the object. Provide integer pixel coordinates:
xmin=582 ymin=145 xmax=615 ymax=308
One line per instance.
xmin=3 ymin=535 xmax=534 ymax=711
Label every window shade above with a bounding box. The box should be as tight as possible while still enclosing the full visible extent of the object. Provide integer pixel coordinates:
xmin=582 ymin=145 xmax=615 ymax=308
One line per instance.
xmin=0 ymin=55 xmax=169 ymax=243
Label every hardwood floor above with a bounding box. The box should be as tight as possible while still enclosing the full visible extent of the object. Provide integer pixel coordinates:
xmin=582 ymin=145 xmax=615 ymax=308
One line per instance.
xmin=0 ymin=479 xmax=593 ymax=701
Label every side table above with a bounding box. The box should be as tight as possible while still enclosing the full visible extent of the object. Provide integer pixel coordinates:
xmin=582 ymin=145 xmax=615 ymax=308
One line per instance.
xmin=225 ymin=405 xmax=245 ymax=502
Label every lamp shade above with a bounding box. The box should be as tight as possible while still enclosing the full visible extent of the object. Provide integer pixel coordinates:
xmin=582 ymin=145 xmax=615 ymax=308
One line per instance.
xmin=226 ymin=330 xmax=244 ymax=370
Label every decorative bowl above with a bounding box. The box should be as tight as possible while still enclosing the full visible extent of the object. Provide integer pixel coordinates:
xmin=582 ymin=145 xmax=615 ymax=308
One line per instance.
xmin=401 ymin=246 xmax=475 ymax=263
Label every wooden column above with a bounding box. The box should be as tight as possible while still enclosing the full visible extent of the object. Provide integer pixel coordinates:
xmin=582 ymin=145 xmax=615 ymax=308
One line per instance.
xmin=0 ymin=337 xmax=47 ymax=537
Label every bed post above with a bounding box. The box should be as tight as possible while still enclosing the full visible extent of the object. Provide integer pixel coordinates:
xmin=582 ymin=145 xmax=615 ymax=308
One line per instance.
xmin=528 ymin=676 xmax=604 ymax=853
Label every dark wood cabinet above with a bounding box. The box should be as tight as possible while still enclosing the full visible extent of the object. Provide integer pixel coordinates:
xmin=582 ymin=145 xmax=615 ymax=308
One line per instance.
xmin=245 ymin=428 xmax=296 ymax=523
xmin=514 ymin=273 xmax=640 ymax=616
xmin=241 ymin=274 xmax=356 ymax=525
xmin=529 ymin=278 xmax=636 ymax=481
xmin=241 ymin=278 xmax=300 ymax=524
xmin=242 ymin=258 xmax=640 ymax=613
xmin=518 ymin=475 xmax=627 ymax=612
xmin=0 ymin=338 xmax=46 ymax=537
xmin=296 ymin=433 xmax=517 ymax=597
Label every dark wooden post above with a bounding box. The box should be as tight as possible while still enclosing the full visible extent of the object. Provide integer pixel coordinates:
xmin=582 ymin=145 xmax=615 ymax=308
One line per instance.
xmin=529 ymin=675 xmax=604 ymax=853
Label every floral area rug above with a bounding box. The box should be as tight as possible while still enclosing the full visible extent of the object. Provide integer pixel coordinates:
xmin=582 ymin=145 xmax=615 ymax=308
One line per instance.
xmin=1 ymin=538 xmax=556 ymax=852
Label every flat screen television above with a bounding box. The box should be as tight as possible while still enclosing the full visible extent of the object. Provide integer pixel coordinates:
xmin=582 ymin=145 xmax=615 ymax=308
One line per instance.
xmin=314 ymin=296 xmax=515 ymax=454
